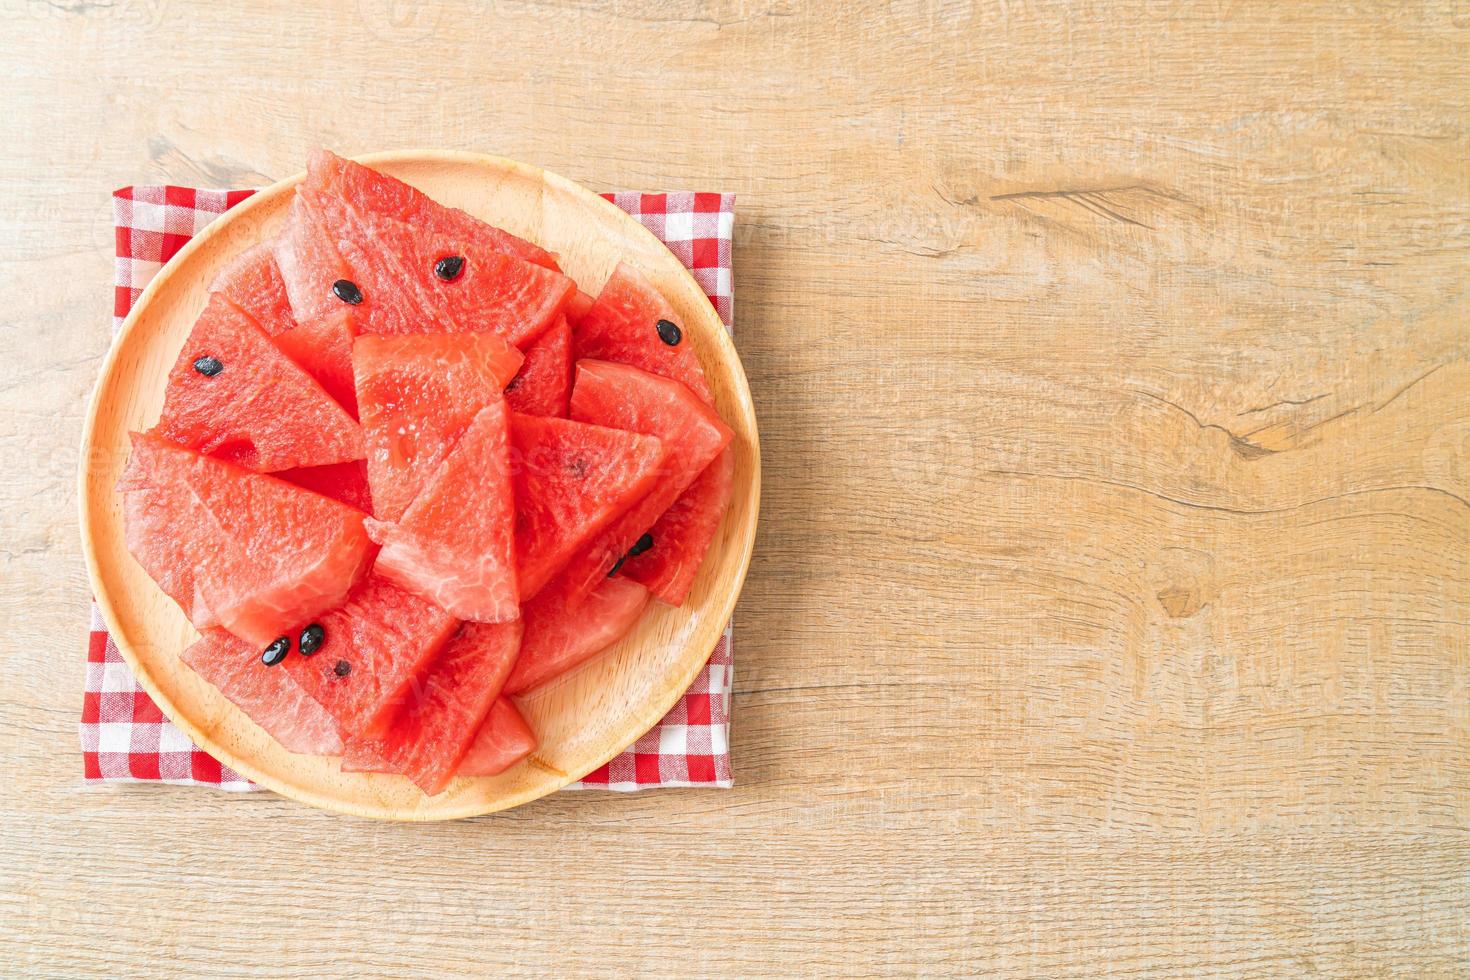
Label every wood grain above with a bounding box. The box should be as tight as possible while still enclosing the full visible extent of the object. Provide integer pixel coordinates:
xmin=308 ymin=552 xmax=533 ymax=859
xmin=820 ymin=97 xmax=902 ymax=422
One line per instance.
xmin=79 ymin=151 xmax=758 ymax=820
xmin=2 ymin=0 xmax=1468 ymax=974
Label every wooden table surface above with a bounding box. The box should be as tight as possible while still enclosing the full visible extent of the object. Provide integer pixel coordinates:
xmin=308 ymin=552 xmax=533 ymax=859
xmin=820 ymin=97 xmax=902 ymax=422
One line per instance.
xmin=3 ymin=1 xmax=1467 ymax=975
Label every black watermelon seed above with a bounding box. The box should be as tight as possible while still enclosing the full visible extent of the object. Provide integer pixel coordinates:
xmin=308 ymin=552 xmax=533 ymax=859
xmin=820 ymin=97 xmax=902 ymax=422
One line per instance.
xmin=567 ymin=457 xmax=588 ymax=477
xmin=261 ymin=637 xmax=290 ymax=666
xmin=333 ymin=659 xmax=352 ymax=677
xmin=655 ymin=318 xmax=682 ymax=346
xmin=434 ymin=255 xmax=466 ymax=282
xmin=192 ymin=355 xmax=224 ymax=377
xmin=607 ymin=555 xmax=627 ymax=577
xmin=332 ymin=279 xmax=364 ymax=305
xmin=299 ymin=623 xmax=325 ymax=656
xmin=629 ymin=532 xmax=654 ymax=557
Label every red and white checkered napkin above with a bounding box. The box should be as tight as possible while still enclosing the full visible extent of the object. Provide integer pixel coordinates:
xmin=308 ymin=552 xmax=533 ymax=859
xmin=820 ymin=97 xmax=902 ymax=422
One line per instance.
xmin=83 ymin=184 xmax=736 ymax=793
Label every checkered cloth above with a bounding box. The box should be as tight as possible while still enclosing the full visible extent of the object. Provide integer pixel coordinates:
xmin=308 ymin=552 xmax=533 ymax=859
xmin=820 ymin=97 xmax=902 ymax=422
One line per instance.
xmin=84 ymin=181 xmax=736 ymax=792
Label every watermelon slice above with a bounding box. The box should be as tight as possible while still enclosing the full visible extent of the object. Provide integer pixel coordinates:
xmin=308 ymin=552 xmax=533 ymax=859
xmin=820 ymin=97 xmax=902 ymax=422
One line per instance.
xmin=276 ymin=460 xmax=373 ymax=513
xmin=555 ymin=360 xmax=733 ymax=603
xmin=504 ymin=575 xmax=651 ymax=695
xmin=353 ymin=332 xmax=523 ymax=522
xmin=623 ymin=447 xmax=735 ymax=605
xmin=279 ymin=572 xmax=458 ymax=737
xmin=277 ymin=154 xmax=575 ymax=349
xmin=271 ymin=311 xmax=359 ymax=417
xmin=182 ymin=628 xmax=343 ymax=755
xmin=210 ymin=242 xmax=296 ymax=336
xmin=367 ymin=399 xmax=519 ymax=622
xmin=505 ymin=315 xmax=572 ymax=417
xmin=119 ymin=433 xmax=373 ymax=645
xmin=154 ymin=294 xmax=363 ymax=472
xmin=306 ymin=149 xmax=560 ymax=271
xmin=458 ymin=698 xmax=537 ymax=777
xmin=574 ymin=262 xmax=714 ymax=406
xmin=509 ymin=413 xmax=666 ymax=600
xmin=342 ymin=619 xmax=523 ymax=794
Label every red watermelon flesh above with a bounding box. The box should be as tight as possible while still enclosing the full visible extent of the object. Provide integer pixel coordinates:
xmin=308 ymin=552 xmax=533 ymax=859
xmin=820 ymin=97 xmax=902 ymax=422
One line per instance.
xmin=271 ymin=311 xmax=359 ymax=417
xmin=277 ymin=460 xmax=373 ymax=513
xmin=307 ymin=149 xmax=560 ymax=271
xmin=565 ymin=289 xmax=595 ymax=326
xmin=353 ymin=332 xmax=523 ymax=523
xmin=182 ymin=629 xmax=344 ymax=755
xmin=119 ymin=432 xmax=374 ymax=645
xmin=623 ymin=447 xmax=735 ymax=605
xmin=342 ymin=619 xmax=523 ymax=794
xmin=291 ymin=171 xmax=574 ymax=349
xmin=154 ymin=294 xmax=363 ymax=472
xmin=556 ymin=359 xmax=733 ymax=603
xmin=504 ymin=575 xmax=651 ymax=695
xmin=458 ymin=698 xmax=537 ymax=777
xmin=280 ymin=572 xmax=458 ymax=737
xmin=367 ymin=399 xmax=519 ymax=623
xmin=574 ymin=262 xmax=714 ymax=406
xmin=510 ymin=413 xmax=667 ymax=600
xmin=274 ymin=191 xmax=433 ymax=338
xmin=505 ymin=315 xmax=572 ymax=417
xmin=210 ymin=242 xmax=296 ymax=336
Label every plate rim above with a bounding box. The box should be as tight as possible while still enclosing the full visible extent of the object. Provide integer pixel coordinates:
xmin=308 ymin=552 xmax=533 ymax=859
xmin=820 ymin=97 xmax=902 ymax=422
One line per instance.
xmin=78 ymin=149 xmax=760 ymax=820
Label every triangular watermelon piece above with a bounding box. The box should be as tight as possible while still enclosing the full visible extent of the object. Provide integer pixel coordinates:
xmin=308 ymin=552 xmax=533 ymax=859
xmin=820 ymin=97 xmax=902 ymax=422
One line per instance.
xmin=353 ymin=332 xmax=524 ymax=522
xmin=509 ymin=413 xmax=666 ymax=600
xmin=279 ymin=572 xmax=458 ymax=738
xmin=554 ymin=359 xmax=733 ymax=604
xmin=154 ymin=293 xmax=363 ymax=472
xmin=623 ymin=447 xmax=735 ymax=605
xmin=342 ymin=619 xmax=523 ymax=794
xmin=505 ymin=315 xmax=572 ymax=417
xmin=182 ymin=628 xmax=344 ymax=755
xmin=210 ymin=242 xmax=296 ymax=336
xmin=573 ymin=262 xmax=714 ymax=406
xmin=458 ymin=698 xmax=537 ymax=777
xmin=503 ymin=574 xmax=651 ymax=695
xmin=277 ymin=154 xmax=575 ymax=348
xmin=367 ymin=399 xmax=519 ymax=622
xmin=119 ymin=433 xmax=374 ymax=646
xmin=276 ymin=460 xmax=373 ymax=514
xmin=307 ymin=149 xmax=560 ymax=271
xmin=271 ymin=311 xmax=359 ymax=417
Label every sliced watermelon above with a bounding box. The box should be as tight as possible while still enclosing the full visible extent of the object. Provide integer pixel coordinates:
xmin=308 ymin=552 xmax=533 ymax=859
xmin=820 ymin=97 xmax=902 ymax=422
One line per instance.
xmin=276 ymin=460 xmax=373 ymax=513
xmin=623 ymin=447 xmax=735 ymax=605
xmin=574 ymin=262 xmax=714 ymax=406
xmin=182 ymin=628 xmax=343 ymax=755
xmin=505 ymin=315 xmax=572 ymax=417
xmin=353 ymin=332 xmax=523 ymax=522
xmin=210 ymin=242 xmax=296 ymax=336
xmin=307 ymin=149 xmax=560 ymax=271
xmin=556 ymin=359 xmax=733 ymax=603
xmin=367 ymin=399 xmax=519 ymax=623
xmin=509 ymin=413 xmax=666 ymax=600
xmin=279 ymin=572 xmax=458 ymax=737
xmin=458 ymin=698 xmax=537 ymax=777
xmin=342 ymin=619 xmax=523 ymax=794
xmin=271 ymin=311 xmax=359 ymax=417
xmin=119 ymin=433 xmax=373 ymax=645
xmin=504 ymin=575 xmax=651 ymax=695
xmin=279 ymin=156 xmax=575 ymax=348
xmin=154 ymin=294 xmax=363 ymax=472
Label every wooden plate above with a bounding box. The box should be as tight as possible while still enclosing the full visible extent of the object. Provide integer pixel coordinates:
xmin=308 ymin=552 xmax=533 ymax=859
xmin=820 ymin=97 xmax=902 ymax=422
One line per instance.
xmin=79 ymin=150 xmax=759 ymax=821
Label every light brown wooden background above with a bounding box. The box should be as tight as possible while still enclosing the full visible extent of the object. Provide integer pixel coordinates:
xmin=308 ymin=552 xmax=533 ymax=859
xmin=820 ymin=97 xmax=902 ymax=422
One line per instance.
xmin=2 ymin=1 xmax=1467 ymax=975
